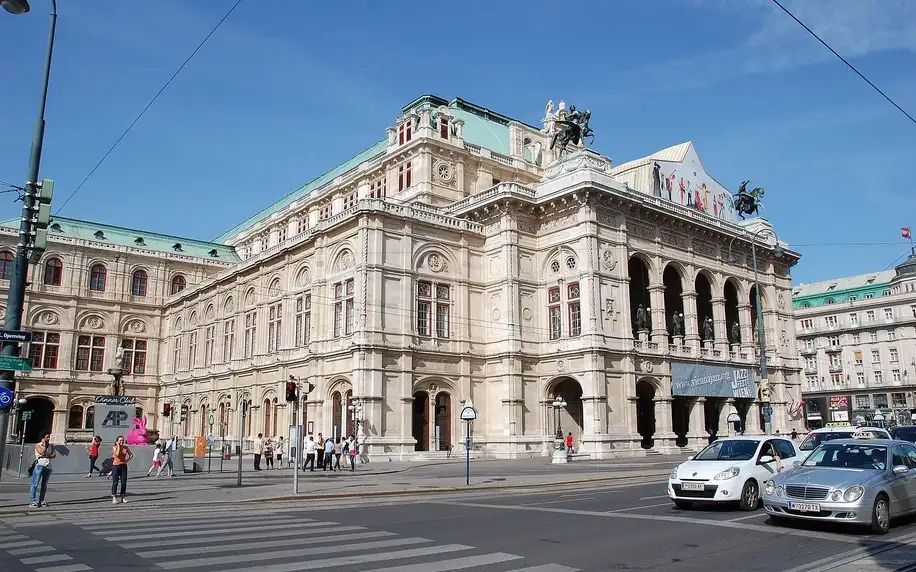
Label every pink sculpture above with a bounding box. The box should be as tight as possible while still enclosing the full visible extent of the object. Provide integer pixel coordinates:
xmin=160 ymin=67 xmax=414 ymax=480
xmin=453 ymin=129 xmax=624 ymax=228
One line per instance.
xmin=126 ymin=417 xmax=149 ymax=445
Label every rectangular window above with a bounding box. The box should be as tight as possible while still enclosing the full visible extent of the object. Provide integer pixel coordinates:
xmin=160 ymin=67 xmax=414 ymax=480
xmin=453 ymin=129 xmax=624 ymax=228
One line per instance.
xmin=873 ymin=393 xmax=888 ymax=408
xmin=866 ymin=310 xmax=876 ymax=321
xmin=295 ymin=294 xmax=311 ymax=347
xmin=831 ymin=373 xmax=843 ymax=387
xmin=855 ymin=394 xmax=870 ymax=409
xmin=120 ymin=339 xmax=147 ymax=375
xmin=889 ymin=330 xmax=897 ymax=341
xmin=874 ymin=371 xmax=883 ymax=384
xmin=296 ymin=217 xmax=307 ymax=234
xmin=825 ymin=316 xmax=838 ymax=327
xmin=892 ymin=392 xmax=907 ymax=407
xmin=334 ymin=279 xmax=355 ymax=337
xmin=804 ymin=339 xmax=814 ymax=350
xmin=28 ymin=332 xmax=60 ymax=369
xmin=75 ymin=335 xmax=105 ymax=372
xmin=849 ymin=313 xmax=858 ymax=326
xmin=857 ymin=372 xmax=866 ymax=386
xmin=398 ymin=121 xmax=412 ymax=145
xmin=567 ymin=282 xmax=581 ymax=337
xmin=890 ymin=348 xmax=899 ymax=362
xmin=869 ymin=331 xmax=878 ymax=343
xmin=244 ymin=311 xmax=257 ymax=358
xmin=415 ymin=281 xmax=452 ymax=338
xmin=398 ymin=161 xmax=412 ymax=192
xmin=854 ymin=351 xmax=863 ymax=365
xmin=892 ymin=369 xmax=902 ymax=383
xmin=828 ymin=335 xmax=840 ymax=347
xmin=223 ymin=320 xmax=234 ymax=362
xmin=319 ymin=203 xmax=332 ymax=220
xmin=852 ymin=333 xmax=860 ymax=344
xmin=805 ymin=375 xmax=818 ymax=390
xmin=864 ymin=293 xmax=874 ymax=299
xmin=439 ymin=116 xmax=449 ymax=139
xmin=884 ymin=308 xmax=894 ymax=320
xmin=369 ymin=176 xmax=386 ymax=199
xmin=829 ymin=354 xmax=841 ymax=368
xmin=805 ymin=357 xmax=816 ymax=370
xmin=343 ymin=191 xmax=357 ymax=210
xmin=188 ymin=331 xmax=198 ymax=369
xmin=277 ymin=226 xmax=287 ymax=243
xmin=800 ymin=319 xmax=813 ymax=330
xmin=548 ymin=287 xmax=561 ymax=340
xmin=268 ymin=303 xmax=282 ymax=352
xmin=871 ymin=349 xmax=881 ymax=364
xmin=204 ymin=326 xmax=215 ymax=366
xmin=172 ymin=335 xmax=181 ymax=371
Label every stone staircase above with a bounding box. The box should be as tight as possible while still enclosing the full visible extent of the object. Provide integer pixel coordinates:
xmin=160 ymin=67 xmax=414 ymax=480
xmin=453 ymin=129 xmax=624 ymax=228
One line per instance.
xmin=644 ymin=448 xmax=665 ymax=456
xmin=411 ymin=451 xmax=456 ymax=462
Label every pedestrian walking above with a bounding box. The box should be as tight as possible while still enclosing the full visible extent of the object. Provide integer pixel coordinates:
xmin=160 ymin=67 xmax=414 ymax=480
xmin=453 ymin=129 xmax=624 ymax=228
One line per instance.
xmin=303 ymin=436 xmax=316 ymax=471
xmin=316 ymin=433 xmax=325 ymax=469
xmin=28 ymin=432 xmax=56 ymax=508
xmin=111 ymin=436 xmax=133 ymax=504
xmin=347 ymin=435 xmax=357 ymax=472
xmin=86 ymin=436 xmax=102 ymax=477
xmin=264 ymin=439 xmax=274 ymax=470
xmin=333 ymin=437 xmax=342 ymax=471
xmin=146 ymin=443 xmax=164 ymax=477
xmin=160 ymin=437 xmax=176 ymax=477
xmin=275 ymin=436 xmax=285 ymax=469
xmin=323 ymin=437 xmax=334 ymax=471
xmin=253 ymin=433 xmax=265 ymax=470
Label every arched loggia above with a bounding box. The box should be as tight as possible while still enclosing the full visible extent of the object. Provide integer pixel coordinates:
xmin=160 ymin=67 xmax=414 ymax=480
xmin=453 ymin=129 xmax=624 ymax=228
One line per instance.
xmin=628 ymin=256 xmax=651 ymax=337
xmin=663 ymin=265 xmax=684 ymax=341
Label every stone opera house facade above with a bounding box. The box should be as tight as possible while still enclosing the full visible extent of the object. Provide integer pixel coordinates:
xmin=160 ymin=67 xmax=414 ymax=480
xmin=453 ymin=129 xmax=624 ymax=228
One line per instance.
xmin=0 ymin=95 xmax=803 ymax=458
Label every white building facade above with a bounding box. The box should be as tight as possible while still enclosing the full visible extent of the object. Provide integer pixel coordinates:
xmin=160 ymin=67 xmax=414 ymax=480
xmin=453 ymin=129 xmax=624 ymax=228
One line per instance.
xmin=2 ymin=95 xmax=804 ymax=458
xmin=793 ymin=255 xmax=916 ymax=428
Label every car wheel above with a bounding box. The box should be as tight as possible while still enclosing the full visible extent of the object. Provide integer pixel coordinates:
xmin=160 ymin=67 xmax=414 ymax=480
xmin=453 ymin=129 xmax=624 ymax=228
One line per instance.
xmin=674 ymin=500 xmax=692 ymax=510
xmin=739 ymin=480 xmax=759 ymax=511
xmin=870 ymin=494 xmax=891 ymax=535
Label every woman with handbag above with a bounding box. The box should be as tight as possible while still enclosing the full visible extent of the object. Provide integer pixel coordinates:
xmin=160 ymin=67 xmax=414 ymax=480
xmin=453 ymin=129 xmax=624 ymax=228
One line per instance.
xmin=29 ymin=432 xmax=56 ymax=508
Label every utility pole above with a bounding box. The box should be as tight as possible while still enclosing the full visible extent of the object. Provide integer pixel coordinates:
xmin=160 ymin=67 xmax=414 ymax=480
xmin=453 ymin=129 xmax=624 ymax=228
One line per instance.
xmin=0 ymin=0 xmax=57 ymax=472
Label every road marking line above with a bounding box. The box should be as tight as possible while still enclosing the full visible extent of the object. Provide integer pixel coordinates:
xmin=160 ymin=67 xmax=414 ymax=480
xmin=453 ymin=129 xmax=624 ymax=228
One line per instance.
xmin=728 ymin=513 xmax=766 ymax=522
xmin=507 ymin=565 xmax=581 ymax=572
xmin=136 ymin=530 xmax=393 ymax=559
xmin=117 ymin=523 xmax=358 ymax=550
xmin=158 ymin=537 xmax=432 ymax=569
xmin=639 ymin=495 xmax=669 ymax=500
xmin=103 ymin=520 xmax=323 ymax=541
xmin=430 ymin=500 xmax=875 ymax=545
xmin=607 ymin=502 xmax=672 ymax=512
xmin=781 ymin=531 xmax=916 ymax=572
xmin=360 ymin=552 xmax=524 ymax=571
xmin=82 ymin=510 xmax=302 ymax=530
xmin=34 ymin=565 xmax=92 ymax=572
xmin=4 ymin=540 xmax=43 ymax=548
xmin=9 ymin=545 xmax=56 ymax=556
xmin=21 ymin=554 xmax=73 ymax=565
xmin=85 ymin=515 xmax=306 ymax=534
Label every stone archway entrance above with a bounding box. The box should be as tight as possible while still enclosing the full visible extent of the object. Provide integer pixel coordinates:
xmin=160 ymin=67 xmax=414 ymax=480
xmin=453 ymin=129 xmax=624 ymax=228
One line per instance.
xmin=412 ymin=391 xmax=430 ymax=451
xmin=19 ymin=397 xmax=54 ymax=443
xmin=549 ymin=378 xmax=584 ymax=441
xmin=704 ymin=397 xmax=725 ymax=442
xmin=434 ymin=393 xmax=452 ymax=451
xmin=671 ymin=397 xmax=690 ymax=447
xmin=635 ymin=381 xmax=656 ymax=449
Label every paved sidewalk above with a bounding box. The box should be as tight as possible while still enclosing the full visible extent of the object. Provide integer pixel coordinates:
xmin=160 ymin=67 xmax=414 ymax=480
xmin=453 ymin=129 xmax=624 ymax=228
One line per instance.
xmin=0 ymin=456 xmax=677 ymax=513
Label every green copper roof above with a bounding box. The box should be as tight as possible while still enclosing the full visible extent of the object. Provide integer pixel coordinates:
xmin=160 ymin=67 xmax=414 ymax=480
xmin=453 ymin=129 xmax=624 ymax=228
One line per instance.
xmin=792 ymin=270 xmax=894 ymax=309
xmin=0 ymin=216 xmax=239 ymax=261
xmin=214 ymin=139 xmax=387 ymax=243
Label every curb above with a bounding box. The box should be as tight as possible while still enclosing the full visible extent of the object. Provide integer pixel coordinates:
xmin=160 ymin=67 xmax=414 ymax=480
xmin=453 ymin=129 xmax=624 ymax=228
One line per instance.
xmin=0 ymin=470 xmax=670 ymax=516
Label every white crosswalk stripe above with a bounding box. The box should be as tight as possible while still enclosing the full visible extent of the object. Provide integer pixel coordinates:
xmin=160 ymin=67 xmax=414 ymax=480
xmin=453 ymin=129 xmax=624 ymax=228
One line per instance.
xmin=62 ymin=507 xmax=581 ymax=571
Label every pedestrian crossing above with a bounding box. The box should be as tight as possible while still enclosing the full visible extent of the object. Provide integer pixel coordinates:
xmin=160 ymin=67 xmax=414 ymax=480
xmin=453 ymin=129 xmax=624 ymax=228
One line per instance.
xmin=0 ymin=525 xmax=92 ymax=572
xmin=67 ymin=506 xmax=580 ymax=571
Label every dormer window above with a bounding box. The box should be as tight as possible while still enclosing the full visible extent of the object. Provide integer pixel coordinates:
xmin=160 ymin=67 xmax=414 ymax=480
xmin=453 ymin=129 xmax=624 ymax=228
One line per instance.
xmin=172 ymin=243 xmax=183 ymax=252
xmin=94 ymin=230 xmax=106 ymax=240
xmin=439 ymin=116 xmax=449 ymax=139
xmin=134 ymin=237 xmax=145 ymax=246
xmin=398 ymin=121 xmax=412 ymax=145
xmin=50 ymin=223 xmax=62 ymax=232
xmin=208 ymin=249 xmax=219 ymax=257
xmin=319 ymin=203 xmax=332 ymax=221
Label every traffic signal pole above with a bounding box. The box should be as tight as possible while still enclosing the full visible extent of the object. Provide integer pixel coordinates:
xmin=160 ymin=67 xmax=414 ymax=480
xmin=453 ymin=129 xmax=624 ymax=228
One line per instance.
xmin=0 ymin=1 xmax=57 ymax=476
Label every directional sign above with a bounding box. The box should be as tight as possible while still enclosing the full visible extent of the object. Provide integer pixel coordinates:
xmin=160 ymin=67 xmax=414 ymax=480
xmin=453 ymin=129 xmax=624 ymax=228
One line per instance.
xmin=0 ymin=330 xmax=32 ymax=343
xmin=0 ymin=387 xmax=13 ymax=409
xmin=0 ymin=356 xmax=32 ymax=372
xmin=460 ymin=405 xmax=477 ymax=422
xmin=22 ymin=411 xmax=32 ymax=421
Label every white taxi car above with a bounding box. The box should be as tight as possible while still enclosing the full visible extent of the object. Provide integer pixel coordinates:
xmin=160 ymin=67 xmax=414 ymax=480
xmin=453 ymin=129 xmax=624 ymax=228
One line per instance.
xmin=668 ymin=435 xmax=803 ymax=511
xmin=799 ymin=425 xmax=891 ymax=452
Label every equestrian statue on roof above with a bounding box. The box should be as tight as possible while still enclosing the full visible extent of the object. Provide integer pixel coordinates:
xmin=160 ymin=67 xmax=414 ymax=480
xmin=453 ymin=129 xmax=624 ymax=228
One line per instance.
xmin=549 ymin=105 xmax=594 ymax=157
xmin=732 ymin=181 xmax=765 ymax=220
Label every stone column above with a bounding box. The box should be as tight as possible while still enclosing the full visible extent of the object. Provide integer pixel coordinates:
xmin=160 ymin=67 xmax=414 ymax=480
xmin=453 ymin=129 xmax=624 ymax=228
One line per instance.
xmin=682 ymin=290 xmax=700 ymax=351
xmin=712 ymin=297 xmax=728 ymax=353
xmin=655 ymin=398 xmax=677 ymax=452
xmin=649 ymin=284 xmax=667 ymax=345
xmin=688 ymin=398 xmax=708 ymax=449
xmin=738 ymin=303 xmax=754 ymax=352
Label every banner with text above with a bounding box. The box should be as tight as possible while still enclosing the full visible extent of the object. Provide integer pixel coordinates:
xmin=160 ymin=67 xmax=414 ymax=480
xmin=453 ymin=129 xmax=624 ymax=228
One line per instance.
xmin=671 ymin=363 xmax=757 ymax=398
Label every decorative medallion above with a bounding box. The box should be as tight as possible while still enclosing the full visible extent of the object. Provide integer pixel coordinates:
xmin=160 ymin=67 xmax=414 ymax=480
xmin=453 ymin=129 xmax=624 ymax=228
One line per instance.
xmin=641 ymin=360 xmax=654 ymax=373
xmin=336 ymin=250 xmax=353 ymax=272
xmin=268 ymin=280 xmax=281 ymax=298
xmin=522 ymin=308 xmax=532 ymax=322
xmin=427 ymin=253 xmax=444 ymax=273
xmin=492 ymin=308 xmax=501 ymax=321
xmin=777 ymin=294 xmax=787 ymax=310
xmin=602 ymin=250 xmax=616 ymax=271
xmin=129 ymin=320 xmax=145 ymax=333
xmin=245 ymin=290 xmax=255 ymax=307
xmin=86 ymin=316 xmax=103 ymax=330
xmin=435 ymin=162 xmax=454 ymax=184
xmin=225 ymin=297 xmax=235 ymax=313
xmin=296 ymin=267 xmax=311 ymax=287
xmin=557 ymin=360 xmax=567 ymax=372
xmin=40 ymin=311 xmax=59 ymax=325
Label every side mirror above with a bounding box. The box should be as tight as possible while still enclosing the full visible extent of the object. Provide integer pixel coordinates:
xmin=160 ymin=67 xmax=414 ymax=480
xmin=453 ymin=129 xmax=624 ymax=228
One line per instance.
xmin=687 ymin=456 xmax=694 ymax=461
xmin=893 ymin=465 xmax=909 ymax=475
xmin=792 ymin=460 xmax=801 ymax=468
xmin=759 ymin=455 xmax=775 ymax=464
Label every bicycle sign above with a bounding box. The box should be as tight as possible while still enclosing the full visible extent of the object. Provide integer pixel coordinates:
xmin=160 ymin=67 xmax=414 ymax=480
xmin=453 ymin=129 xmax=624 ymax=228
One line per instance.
xmin=0 ymin=387 xmax=12 ymax=409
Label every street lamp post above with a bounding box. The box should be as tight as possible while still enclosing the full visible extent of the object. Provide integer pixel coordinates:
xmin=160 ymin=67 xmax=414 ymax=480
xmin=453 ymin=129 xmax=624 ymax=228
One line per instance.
xmin=727 ymin=228 xmax=784 ymax=435
xmin=551 ymin=395 xmax=567 ymax=464
xmin=348 ymin=400 xmax=364 ymax=463
xmin=0 ymin=0 xmax=58 ymax=475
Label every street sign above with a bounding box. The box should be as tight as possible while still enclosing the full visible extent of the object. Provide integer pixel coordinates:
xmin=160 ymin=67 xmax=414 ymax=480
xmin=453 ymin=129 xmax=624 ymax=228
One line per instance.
xmin=460 ymin=405 xmax=477 ymax=421
xmin=0 ymin=387 xmax=13 ymax=409
xmin=0 ymin=330 xmax=32 ymax=343
xmin=763 ymin=405 xmax=774 ymax=416
xmin=22 ymin=411 xmax=32 ymax=421
xmin=0 ymin=356 xmax=32 ymax=372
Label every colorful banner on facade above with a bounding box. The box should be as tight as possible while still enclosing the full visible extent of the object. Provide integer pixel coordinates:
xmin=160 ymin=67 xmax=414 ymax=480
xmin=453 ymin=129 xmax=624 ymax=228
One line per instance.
xmin=671 ymin=363 xmax=756 ymax=398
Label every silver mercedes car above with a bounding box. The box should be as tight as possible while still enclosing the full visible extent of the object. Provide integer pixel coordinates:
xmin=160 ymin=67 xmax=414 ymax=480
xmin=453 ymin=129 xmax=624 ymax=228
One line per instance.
xmin=762 ymin=438 xmax=916 ymax=534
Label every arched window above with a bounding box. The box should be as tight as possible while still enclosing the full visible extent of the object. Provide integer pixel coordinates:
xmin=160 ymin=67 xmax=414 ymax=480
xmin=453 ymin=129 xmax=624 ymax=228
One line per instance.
xmin=89 ymin=264 xmax=107 ymax=291
xmin=43 ymin=258 xmax=63 ymax=285
xmin=68 ymin=405 xmax=84 ymax=429
xmin=272 ymin=398 xmax=279 ymax=436
xmin=171 ymin=275 xmax=186 ymax=295
xmin=131 ymin=270 xmax=148 ymax=297
xmin=0 ymin=251 xmax=14 ymax=281
xmin=85 ymin=406 xmax=95 ymax=429
xmin=200 ymin=403 xmax=208 ymax=436
xmin=263 ymin=398 xmax=272 ymax=436
xmin=246 ymin=400 xmax=253 ymax=436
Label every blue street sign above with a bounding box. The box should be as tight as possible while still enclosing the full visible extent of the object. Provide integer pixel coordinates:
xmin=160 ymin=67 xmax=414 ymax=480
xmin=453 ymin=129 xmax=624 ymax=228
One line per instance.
xmin=763 ymin=405 xmax=774 ymax=416
xmin=0 ymin=387 xmax=13 ymax=409
xmin=0 ymin=329 xmax=32 ymax=343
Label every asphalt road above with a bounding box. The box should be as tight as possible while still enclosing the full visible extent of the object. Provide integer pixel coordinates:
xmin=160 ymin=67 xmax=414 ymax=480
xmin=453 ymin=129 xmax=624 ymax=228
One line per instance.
xmin=2 ymin=478 xmax=916 ymax=571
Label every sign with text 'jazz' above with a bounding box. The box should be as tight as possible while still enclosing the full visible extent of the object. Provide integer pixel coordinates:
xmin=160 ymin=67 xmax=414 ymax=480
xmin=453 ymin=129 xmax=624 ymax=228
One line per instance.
xmin=94 ymin=395 xmax=138 ymax=445
xmin=671 ymin=363 xmax=756 ymax=398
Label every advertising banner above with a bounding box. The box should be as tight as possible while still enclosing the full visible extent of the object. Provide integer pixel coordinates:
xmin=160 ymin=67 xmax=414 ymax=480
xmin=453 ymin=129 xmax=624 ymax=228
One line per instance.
xmin=93 ymin=396 xmax=139 ymax=445
xmin=671 ymin=363 xmax=756 ymax=398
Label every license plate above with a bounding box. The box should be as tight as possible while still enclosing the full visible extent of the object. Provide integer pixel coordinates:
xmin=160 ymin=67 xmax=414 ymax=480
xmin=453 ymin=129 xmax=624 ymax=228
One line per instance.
xmin=681 ymin=482 xmax=705 ymax=491
xmin=788 ymin=502 xmax=821 ymax=512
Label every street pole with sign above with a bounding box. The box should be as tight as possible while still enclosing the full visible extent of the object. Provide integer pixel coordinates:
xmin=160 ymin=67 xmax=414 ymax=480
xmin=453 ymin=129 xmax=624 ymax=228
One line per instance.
xmin=207 ymin=415 xmax=214 ymax=474
xmin=459 ymin=400 xmax=477 ymax=486
xmin=237 ymin=399 xmax=246 ymax=486
xmin=17 ymin=410 xmax=30 ymax=478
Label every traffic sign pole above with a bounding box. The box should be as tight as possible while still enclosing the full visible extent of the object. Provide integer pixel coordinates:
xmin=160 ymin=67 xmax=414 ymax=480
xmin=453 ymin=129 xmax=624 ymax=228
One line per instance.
xmin=459 ymin=401 xmax=478 ymax=487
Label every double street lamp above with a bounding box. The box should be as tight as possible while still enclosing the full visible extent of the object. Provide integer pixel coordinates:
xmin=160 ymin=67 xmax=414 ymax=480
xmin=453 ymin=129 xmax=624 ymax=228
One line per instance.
xmin=0 ymin=0 xmax=57 ymax=471
xmin=348 ymin=400 xmax=364 ymax=463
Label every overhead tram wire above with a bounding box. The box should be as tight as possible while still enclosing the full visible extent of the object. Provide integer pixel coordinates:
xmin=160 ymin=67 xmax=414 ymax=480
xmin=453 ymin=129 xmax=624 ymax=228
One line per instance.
xmin=53 ymin=0 xmax=245 ymax=214
xmin=770 ymin=0 xmax=916 ymax=126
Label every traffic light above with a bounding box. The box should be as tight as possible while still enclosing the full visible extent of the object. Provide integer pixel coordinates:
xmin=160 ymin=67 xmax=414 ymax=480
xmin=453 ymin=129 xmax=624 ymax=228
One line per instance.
xmin=162 ymin=403 xmax=172 ymax=417
xmin=180 ymin=404 xmax=189 ymax=422
xmin=286 ymin=382 xmax=298 ymax=402
xmin=28 ymin=179 xmax=53 ymax=264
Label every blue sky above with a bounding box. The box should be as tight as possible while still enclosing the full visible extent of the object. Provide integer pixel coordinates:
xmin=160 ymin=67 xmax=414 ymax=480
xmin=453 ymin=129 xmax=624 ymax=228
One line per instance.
xmin=1 ymin=0 xmax=914 ymax=285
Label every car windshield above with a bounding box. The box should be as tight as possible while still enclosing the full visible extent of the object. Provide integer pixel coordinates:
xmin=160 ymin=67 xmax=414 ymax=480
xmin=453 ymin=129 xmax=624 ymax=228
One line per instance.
xmin=800 ymin=431 xmax=854 ymax=451
xmin=802 ymin=443 xmax=888 ymax=470
xmin=694 ymin=439 xmax=760 ymax=461
xmin=891 ymin=426 xmax=916 ymax=444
